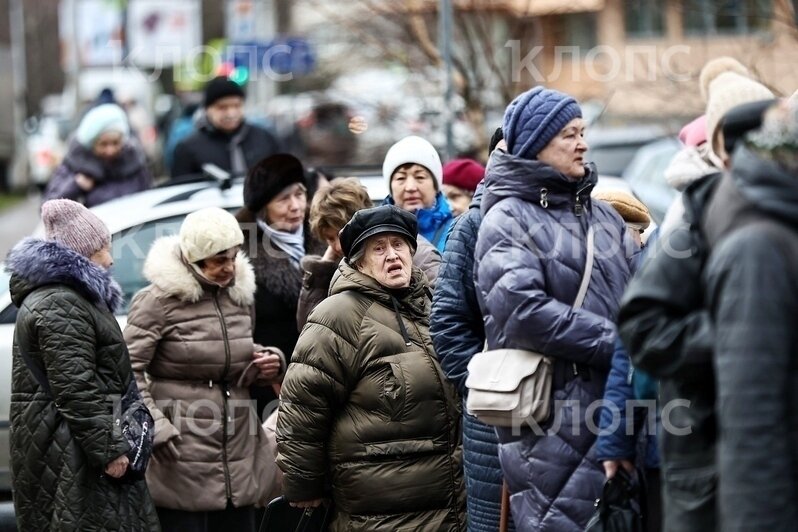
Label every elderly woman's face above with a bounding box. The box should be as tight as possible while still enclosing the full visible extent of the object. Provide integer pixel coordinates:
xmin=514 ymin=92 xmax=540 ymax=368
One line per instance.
xmin=537 ymin=118 xmax=588 ymax=180
xmin=390 ymin=164 xmax=437 ymax=211
xmin=93 ymin=131 xmax=125 ymax=161
xmin=263 ymin=183 xmax=308 ymax=233
xmin=198 ymin=246 xmax=239 ymax=286
xmin=357 ymin=233 xmax=413 ymax=289
xmin=90 ymin=244 xmax=113 ymax=270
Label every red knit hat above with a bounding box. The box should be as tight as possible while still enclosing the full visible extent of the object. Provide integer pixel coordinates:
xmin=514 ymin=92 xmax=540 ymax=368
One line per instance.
xmin=442 ymin=159 xmax=485 ymax=193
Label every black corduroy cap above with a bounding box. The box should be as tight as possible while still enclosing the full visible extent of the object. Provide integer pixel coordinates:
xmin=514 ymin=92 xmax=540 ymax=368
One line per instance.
xmin=339 ymin=205 xmax=418 ymax=260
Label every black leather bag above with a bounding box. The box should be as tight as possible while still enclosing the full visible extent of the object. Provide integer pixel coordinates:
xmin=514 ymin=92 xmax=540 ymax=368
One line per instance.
xmin=585 ymin=469 xmax=644 ymax=532
xmin=19 ymin=349 xmax=154 ymax=483
xmin=259 ymin=496 xmax=332 ymax=532
xmin=113 ymin=377 xmax=154 ymax=482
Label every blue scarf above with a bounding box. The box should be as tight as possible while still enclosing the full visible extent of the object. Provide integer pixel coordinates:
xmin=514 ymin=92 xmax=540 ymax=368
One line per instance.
xmin=256 ymin=218 xmax=305 ymax=268
xmin=384 ymin=191 xmax=455 ymax=252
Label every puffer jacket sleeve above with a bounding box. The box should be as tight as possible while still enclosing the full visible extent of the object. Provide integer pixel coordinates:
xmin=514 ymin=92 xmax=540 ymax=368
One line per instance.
xmin=295 ymin=256 xmax=337 ymax=331
xmin=124 ymin=288 xmax=180 ymax=446
xmin=415 ymin=235 xmax=441 ymax=291
xmin=32 ymin=291 xmax=130 ymax=468
xmin=618 ymin=224 xmax=713 ymax=378
xmin=475 ymin=202 xmax=616 ymax=368
xmin=43 ymin=163 xmax=81 ymax=202
xmin=276 ymin=317 xmax=358 ymax=501
xmin=705 ymin=230 xmax=798 ymax=530
xmin=595 ymin=340 xmax=638 ymax=461
xmin=431 ymin=212 xmax=483 ymax=395
xmin=171 ymin=138 xmax=198 ymax=178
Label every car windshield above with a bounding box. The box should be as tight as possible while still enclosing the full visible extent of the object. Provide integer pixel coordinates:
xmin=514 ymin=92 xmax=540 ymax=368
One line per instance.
xmin=587 ymin=145 xmax=641 ymax=176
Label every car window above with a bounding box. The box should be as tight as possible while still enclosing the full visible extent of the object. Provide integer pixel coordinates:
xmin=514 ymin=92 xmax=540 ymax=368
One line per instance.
xmin=112 ymin=214 xmax=186 ymax=314
xmin=587 ymin=145 xmax=640 ymax=176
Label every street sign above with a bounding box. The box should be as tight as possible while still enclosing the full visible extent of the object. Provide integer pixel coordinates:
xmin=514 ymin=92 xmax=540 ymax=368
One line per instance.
xmin=227 ymin=38 xmax=316 ymax=79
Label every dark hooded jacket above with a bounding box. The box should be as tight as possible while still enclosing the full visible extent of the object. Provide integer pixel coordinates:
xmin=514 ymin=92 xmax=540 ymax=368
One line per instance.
xmin=171 ymin=117 xmax=281 ymax=178
xmin=618 ymin=171 xmax=721 ymax=532
xmin=44 ymin=139 xmax=152 ymax=208
xmin=6 ymin=238 xmax=159 ymax=532
xmin=474 ymin=151 xmax=634 ymax=531
xmin=276 ymin=262 xmax=466 ymax=531
xmin=700 ymin=145 xmax=798 ymax=532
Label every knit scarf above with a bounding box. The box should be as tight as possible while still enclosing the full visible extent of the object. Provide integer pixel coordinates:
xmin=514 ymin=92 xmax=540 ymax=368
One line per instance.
xmin=256 ymin=218 xmax=305 ymax=268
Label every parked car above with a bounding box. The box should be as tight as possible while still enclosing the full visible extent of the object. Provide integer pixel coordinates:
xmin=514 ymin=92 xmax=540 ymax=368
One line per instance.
xmin=622 ymin=137 xmax=681 ymax=223
xmin=586 ymin=124 xmax=670 ymax=177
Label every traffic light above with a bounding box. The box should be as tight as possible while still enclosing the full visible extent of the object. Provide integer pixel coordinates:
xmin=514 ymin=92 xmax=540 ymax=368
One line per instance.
xmin=230 ymin=66 xmax=250 ymax=85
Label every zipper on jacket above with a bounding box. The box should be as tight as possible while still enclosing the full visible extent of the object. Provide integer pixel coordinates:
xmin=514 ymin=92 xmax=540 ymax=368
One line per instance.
xmin=409 ymin=319 xmax=464 ymax=532
xmin=574 ymin=182 xmax=592 ymax=217
xmin=212 ymin=291 xmax=233 ymax=501
xmin=539 ymin=188 xmax=549 ymax=209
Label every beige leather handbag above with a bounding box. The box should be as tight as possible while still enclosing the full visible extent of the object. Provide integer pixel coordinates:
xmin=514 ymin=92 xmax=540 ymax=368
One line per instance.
xmin=465 ymin=226 xmax=595 ymax=427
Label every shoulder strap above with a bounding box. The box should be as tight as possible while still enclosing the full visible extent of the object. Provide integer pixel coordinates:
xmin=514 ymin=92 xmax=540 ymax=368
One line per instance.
xmin=18 ymin=348 xmax=53 ymax=397
xmin=573 ymin=225 xmax=595 ymax=309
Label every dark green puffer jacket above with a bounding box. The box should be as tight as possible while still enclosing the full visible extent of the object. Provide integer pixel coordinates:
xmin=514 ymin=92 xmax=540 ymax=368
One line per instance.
xmin=7 ymin=238 xmax=159 ymax=532
xmin=276 ymin=262 xmax=466 ymax=531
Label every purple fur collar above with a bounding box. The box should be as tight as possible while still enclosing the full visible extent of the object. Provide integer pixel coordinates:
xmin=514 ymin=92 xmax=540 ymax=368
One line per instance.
xmin=6 ymin=238 xmax=123 ymax=312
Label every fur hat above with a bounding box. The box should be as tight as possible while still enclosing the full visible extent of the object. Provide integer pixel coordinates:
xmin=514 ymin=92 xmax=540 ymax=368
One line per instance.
xmin=75 ymin=104 xmax=130 ymax=147
xmin=243 ymin=154 xmax=306 ymax=214
xmin=747 ymin=98 xmax=798 ymax=173
xmin=700 ymin=57 xmax=774 ymax=162
xmin=592 ymin=190 xmax=651 ymax=230
xmin=204 ymin=76 xmax=246 ymax=108
xmin=382 ymin=136 xmax=443 ymax=190
xmin=179 ymin=207 xmax=244 ymax=263
xmin=442 ymin=159 xmax=484 ymax=192
xmin=503 ymin=86 xmax=582 ymax=160
xmin=41 ymin=199 xmax=111 ymax=258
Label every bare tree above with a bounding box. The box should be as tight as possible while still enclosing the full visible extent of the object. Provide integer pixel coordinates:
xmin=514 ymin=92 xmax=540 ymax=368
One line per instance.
xmin=299 ymin=0 xmax=545 ymax=152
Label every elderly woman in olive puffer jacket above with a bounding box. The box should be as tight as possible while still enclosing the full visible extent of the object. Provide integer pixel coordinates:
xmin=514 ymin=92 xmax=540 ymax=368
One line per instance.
xmin=124 ymin=207 xmax=284 ymax=532
xmin=277 ymin=205 xmax=466 ymax=532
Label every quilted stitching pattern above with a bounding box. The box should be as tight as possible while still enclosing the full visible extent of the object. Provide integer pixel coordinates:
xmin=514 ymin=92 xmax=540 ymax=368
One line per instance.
xmin=8 ymin=244 xmax=159 ymax=531
xmin=474 ymin=151 xmax=634 ymax=531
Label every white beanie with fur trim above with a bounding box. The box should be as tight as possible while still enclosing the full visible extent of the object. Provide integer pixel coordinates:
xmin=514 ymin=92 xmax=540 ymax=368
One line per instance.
xmin=382 ymin=136 xmax=443 ymax=190
xmin=701 ymin=57 xmax=774 ymax=163
xmin=179 ymin=207 xmax=244 ymax=263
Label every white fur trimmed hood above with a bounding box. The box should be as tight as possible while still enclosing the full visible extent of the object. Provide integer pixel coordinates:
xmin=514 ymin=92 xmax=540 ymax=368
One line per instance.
xmin=143 ymin=235 xmax=256 ymax=306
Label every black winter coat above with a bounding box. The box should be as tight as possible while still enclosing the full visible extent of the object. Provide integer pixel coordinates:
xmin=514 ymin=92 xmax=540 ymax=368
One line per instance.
xmin=618 ymin=172 xmax=720 ymax=532
xmin=237 ymin=213 xmax=325 ymax=415
xmin=701 ymin=145 xmax=798 ymax=532
xmin=171 ymin=119 xmax=281 ymax=178
xmin=618 ymin=173 xmax=719 ymax=460
xmin=6 ymin=238 xmax=159 ymax=532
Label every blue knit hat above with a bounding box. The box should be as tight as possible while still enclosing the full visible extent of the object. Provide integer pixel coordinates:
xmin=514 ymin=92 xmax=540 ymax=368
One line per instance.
xmin=502 ymin=87 xmax=582 ymax=160
xmin=75 ymin=104 xmax=130 ymax=147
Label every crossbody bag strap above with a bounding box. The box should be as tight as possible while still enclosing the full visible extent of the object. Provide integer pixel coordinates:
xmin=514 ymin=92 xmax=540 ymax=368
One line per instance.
xmin=573 ymin=225 xmax=595 ymax=310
